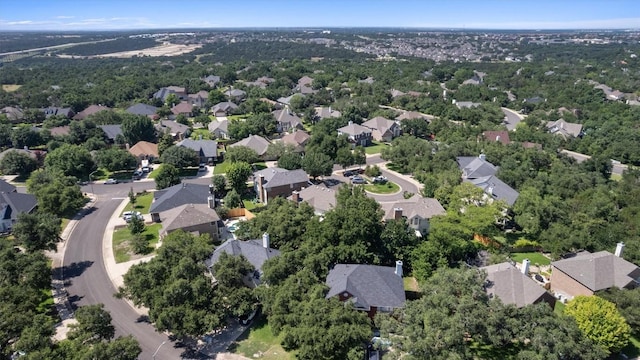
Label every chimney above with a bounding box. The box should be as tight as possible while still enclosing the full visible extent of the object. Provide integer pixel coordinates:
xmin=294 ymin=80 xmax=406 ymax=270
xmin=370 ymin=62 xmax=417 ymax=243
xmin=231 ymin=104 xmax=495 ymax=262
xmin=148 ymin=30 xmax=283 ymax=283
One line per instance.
xmin=488 ymin=183 xmax=495 ymax=196
xmin=348 ymin=120 xmax=353 ymax=126
xmin=257 ymin=174 xmax=265 ymax=203
xmin=207 ymin=195 xmax=215 ymax=209
xmin=495 ymin=135 xmax=501 ymax=142
xmin=479 ymin=153 xmax=486 ymax=161
xmin=125 ymin=143 xmax=130 ymax=150
xmin=292 ymin=190 xmax=299 ymax=203
xmin=521 ymin=259 xmax=530 ymax=275
xmin=395 ymin=260 xmax=403 ymax=277
xmin=262 ymin=233 xmax=270 ymax=249
xmin=615 ymin=242 xmax=625 ymax=257
xmin=393 ymin=208 xmax=403 ymax=220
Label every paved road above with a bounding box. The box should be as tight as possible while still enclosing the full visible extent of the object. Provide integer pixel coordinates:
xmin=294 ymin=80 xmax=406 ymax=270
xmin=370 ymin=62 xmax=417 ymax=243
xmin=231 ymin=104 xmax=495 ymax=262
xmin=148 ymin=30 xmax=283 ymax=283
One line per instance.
xmin=501 ymin=107 xmax=525 ymax=131
xmin=560 ymin=149 xmax=629 ymax=176
xmin=63 ymin=181 xmax=212 ymax=360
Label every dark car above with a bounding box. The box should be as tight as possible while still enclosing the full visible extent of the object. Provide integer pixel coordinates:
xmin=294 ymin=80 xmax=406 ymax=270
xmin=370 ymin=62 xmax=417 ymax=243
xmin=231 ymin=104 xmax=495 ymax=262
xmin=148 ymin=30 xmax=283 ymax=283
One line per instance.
xmin=343 ymin=170 xmax=355 ymax=177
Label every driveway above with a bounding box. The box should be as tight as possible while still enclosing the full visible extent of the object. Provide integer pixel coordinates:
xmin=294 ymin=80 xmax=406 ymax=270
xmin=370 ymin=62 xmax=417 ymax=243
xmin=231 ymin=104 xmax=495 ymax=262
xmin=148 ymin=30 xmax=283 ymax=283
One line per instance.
xmin=501 ymin=107 xmax=526 ymax=131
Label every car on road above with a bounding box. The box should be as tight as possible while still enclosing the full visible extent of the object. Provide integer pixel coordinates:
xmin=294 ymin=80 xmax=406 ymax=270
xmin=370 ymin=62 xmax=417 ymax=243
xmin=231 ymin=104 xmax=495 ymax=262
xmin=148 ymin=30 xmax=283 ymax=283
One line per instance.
xmin=351 ymin=176 xmax=366 ymax=184
xmin=105 ymin=178 xmax=119 ymax=184
xmin=372 ymin=176 xmax=388 ymax=184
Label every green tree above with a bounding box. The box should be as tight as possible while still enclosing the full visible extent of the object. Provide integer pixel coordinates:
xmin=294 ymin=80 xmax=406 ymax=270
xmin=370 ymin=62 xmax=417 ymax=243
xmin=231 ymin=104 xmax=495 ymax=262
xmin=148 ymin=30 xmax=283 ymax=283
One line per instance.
xmin=564 ymin=295 xmax=631 ymax=354
xmin=44 ymin=143 xmax=95 ymax=179
xmin=211 ymin=174 xmax=227 ymax=197
xmin=302 ymin=150 xmax=333 ymax=180
xmin=69 ymin=304 xmax=115 ymax=342
xmin=378 ymin=219 xmax=419 ymax=265
xmin=226 ymin=161 xmax=252 ymax=194
xmin=95 ymin=147 xmax=137 ymax=172
xmin=26 ymin=169 xmax=85 ymax=216
xmin=165 ymin=93 xmax=179 ymax=107
xmin=13 ymin=211 xmax=62 ymax=252
xmin=598 ymin=287 xmax=640 ymax=337
xmin=128 ymin=214 xmax=144 ymax=235
xmin=121 ymin=114 xmax=156 ymax=145
xmin=128 ymin=188 xmax=136 ymax=207
xmin=277 ymin=151 xmax=303 ymax=170
xmin=130 ymin=234 xmax=148 ymax=255
xmin=335 ymin=146 xmax=355 ymax=170
xmin=223 ymin=189 xmax=243 ymax=209
xmin=155 ymin=164 xmax=180 ymax=190
xmin=225 ymin=145 xmax=259 ymax=164
xmin=0 ymin=150 xmax=37 ymax=177
xmin=157 ymin=132 xmax=174 ymax=156
xmin=160 ymin=145 xmax=198 ymax=169
xmin=11 ymin=125 xmax=42 ymax=149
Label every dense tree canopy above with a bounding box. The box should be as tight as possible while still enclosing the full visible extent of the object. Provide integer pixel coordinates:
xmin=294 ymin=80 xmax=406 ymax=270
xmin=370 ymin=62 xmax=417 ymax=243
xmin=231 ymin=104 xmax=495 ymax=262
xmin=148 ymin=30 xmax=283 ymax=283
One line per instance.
xmin=44 ymin=143 xmax=95 ymax=179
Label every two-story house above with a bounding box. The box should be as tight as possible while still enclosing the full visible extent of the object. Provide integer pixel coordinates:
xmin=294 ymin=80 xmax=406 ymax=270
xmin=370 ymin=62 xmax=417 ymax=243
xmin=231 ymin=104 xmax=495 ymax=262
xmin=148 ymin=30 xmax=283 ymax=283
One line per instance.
xmin=337 ymin=121 xmax=372 ymax=147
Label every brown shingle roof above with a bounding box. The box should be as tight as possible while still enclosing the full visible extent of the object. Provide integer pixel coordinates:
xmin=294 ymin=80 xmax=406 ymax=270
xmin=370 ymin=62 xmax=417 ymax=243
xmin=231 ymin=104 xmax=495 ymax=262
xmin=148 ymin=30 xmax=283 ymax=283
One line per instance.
xmin=552 ymin=251 xmax=640 ymax=292
xmin=128 ymin=141 xmax=159 ymax=158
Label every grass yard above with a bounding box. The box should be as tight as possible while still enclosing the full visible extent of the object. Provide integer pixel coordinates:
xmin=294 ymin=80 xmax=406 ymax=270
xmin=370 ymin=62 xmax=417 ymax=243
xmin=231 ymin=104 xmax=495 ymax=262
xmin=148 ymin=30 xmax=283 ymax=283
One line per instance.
xmin=112 ymin=223 xmax=161 ymax=263
xmin=364 ymin=181 xmax=400 ymax=194
xmin=121 ymin=192 xmax=153 ymax=214
xmin=365 ymin=141 xmax=389 ymax=155
xmin=92 ymin=168 xmax=136 ymax=181
xmin=60 ymin=218 xmax=71 ymax=233
xmin=213 ymin=160 xmax=232 ymax=174
xmin=148 ymin=166 xmax=197 ymax=179
xmin=553 ymin=301 xmax=565 ymax=315
xmin=510 ymin=252 xmax=550 ymax=266
xmin=1 ymin=84 xmax=22 ymax=92
xmin=230 ymin=317 xmax=294 ymax=360
xmin=190 ymin=128 xmax=214 ymax=140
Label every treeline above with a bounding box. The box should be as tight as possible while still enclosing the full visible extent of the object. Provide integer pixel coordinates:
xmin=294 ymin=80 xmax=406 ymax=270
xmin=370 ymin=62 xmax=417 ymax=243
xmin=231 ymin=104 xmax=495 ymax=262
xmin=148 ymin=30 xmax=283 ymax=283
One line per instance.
xmin=59 ymin=37 xmax=158 ymax=56
xmin=0 ymin=33 xmax=103 ymax=53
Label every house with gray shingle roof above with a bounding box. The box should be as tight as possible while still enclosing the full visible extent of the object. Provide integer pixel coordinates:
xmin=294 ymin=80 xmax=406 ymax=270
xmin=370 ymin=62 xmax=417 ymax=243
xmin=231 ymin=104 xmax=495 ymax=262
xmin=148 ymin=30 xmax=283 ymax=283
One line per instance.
xmin=454 ymin=100 xmax=481 ymax=109
xmin=273 ymin=109 xmax=303 ymax=133
xmin=224 ymin=89 xmax=246 ymax=102
xmin=481 ymin=262 xmax=555 ymax=308
xmin=98 ymin=124 xmax=123 ymax=143
xmin=288 ymin=185 xmax=337 ymax=215
xmin=177 ymin=138 xmax=218 ymax=164
xmin=0 ymin=179 xmax=16 ymax=193
xmin=396 ymin=111 xmax=433 ymax=122
xmin=550 ymin=245 xmax=640 ymax=300
xmin=156 ymin=120 xmax=190 ymax=140
xmin=159 ymin=203 xmax=222 ymax=241
xmin=149 ymin=183 xmax=214 ymax=222
xmin=208 ymin=119 xmax=229 ymax=139
xmin=153 ymin=86 xmax=187 ymax=102
xmin=126 ymin=103 xmax=158 ymax=118
xmin=457 ymin=155 xmax=519 ymax=206
xmin=254 ymin=167 xmax=310 ymax=204
xmin=0 ymin=190 xmax=38 ymax=232
xmin=41 ymin=106 xmax=74 ymax=119
xmin=381 ymin=196 xmax=446 ymax=236
xmin=280 ymin=130 xmax=310 ymax=153
xmin=229 ymin=135 xmax=271 ymax=158
xmin=546 ymin=119 xmax=583 ymax=139
xmin=337 ymin=121 xmax=372 ymax=147
xmin=205 ymin=234 xmax=280 ymax=287
xmin=326 ymin=262 xmax=406 ymax=318
xmin=202 ymin=75 xmax=221 ymax=88
xmin=1 ymin=106 xmax=24 ymax=122
xmin=295 ymin=76 xmax=316 ymax=94
xmin=73 ymin=105 xmax=110 ymax=120
xmin=211 ymin=102 xmax=238 ymax=117
xmin=362 ymin=116 xmax=401 ymax=142
xmin=314 ymin=106 xmax=341 ymax=121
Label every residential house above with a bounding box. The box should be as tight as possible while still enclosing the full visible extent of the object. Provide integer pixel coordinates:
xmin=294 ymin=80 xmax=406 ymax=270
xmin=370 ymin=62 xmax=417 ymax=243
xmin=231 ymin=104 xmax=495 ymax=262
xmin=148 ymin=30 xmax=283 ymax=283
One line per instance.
xmin=149 ymin=182 xmax=215 ymax=222
xmin=159 ymin=203 xmax=223 ymax=242
xmin=153 ymin=86 xmax=187 ymax=102
xmin=594 ymin=84 xmax=626 ymax=101
xmin=396 ymin=111 xmax=433 ymax=122
xmin=229 ymin=135 xmax=271 ymax=159
xmin=73 ymin=105 xmax=110 ymax=120
xmin=358 ymin=77 xmax=375 ymax=84
xmin=457 ymin=154 xmax=519 ymax=206
xmin=550 ymin=243 xmax=640 ymax=300
xmin=0 ymin=180 xmax=38 ymax=232
xmin=280 ymin=130 xmax=310 ymax=153
xmin=523 ymin=96 xmax=545 ymax=104
xmin=295 ymin=76 xmax=316 ymax=94
xmin=188 ymin=91 xmax=209 ymax=108
xmin=381 ymin=196 xmax=446 ymax=236
xmin=453 ymin=100 xmax=481 ymax=109
xmin=208 ymin=119 xmax=229 ymax=140
xmin=260 ymin=97 xmax=282 ymax=110
xmin=224 ymin=89 xmax=246 ymax=102
xmin=390 ymin=89 xmax=406 ymax=98
xmin=171 ymin=101 xmax=193 ymax=116
xmin=126 ymin=103 xmax=158 ymax=119
xmin=128 ymin=141 xmax=159 ymax=161
xmin=202 ymin=75 xmax=221 ymax=88
xmin=482 ymin=131 xmax=511 ymax=145
xmin=326 ymin=262 xmax=406 ymax=318
xmin=98 ymin=124 xmax=123 ymax=144
xmin=481 ymin=262 xmax=555 ymax=308
xmin=254 ymin=167 xmax=310 ymax=204
xmin=156 ymin=120 xmax=190 ymax=140
xmin=462 ymin=71 xmax=486 ymax=85
xmin=48 ymin=126 xmax=71 ymax=137
xmin=288 ymin=185 xmax=337 ymax=215
xmin=177 ymin=138 xmax=218 ymax=164
xmin=245 ymin=76 xmax=275 ymax=89
xmin=41 ymin=106 xmax=74 ymax=119
xmin=546 ymin=119 xmax=583 ymax=139
xmin=1 ymin=106 xmax=24 ymax=122
xmin=314 ymin=106 xmax=341 ymax=121
xmin=337 ymin=121 xmax=372 ymax=147
xmin=362 ymin=116 xmax=401 ymax=142
xmin=211 ymin=102 xmax=238 ymax=117
xmin=277 ymin=94 xmax=303 ymax=107
xmin=205 ymin=233 xmax=281 ymax=287
xmin=273 ymin=109 xmax=303 ymax=133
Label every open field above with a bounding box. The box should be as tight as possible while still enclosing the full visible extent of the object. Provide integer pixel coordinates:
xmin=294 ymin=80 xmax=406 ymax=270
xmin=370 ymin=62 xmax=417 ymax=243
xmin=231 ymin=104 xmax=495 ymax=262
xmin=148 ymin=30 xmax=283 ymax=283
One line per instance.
xmin=96 ymin=43 xmax=202 ymax=58
xmin=1 ymin=84 xmax=22 ymax=92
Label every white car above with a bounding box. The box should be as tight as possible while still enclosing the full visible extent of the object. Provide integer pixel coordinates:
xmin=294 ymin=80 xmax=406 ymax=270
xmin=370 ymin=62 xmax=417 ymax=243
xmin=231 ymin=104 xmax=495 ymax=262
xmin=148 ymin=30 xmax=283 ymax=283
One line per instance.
xmin=105 ymin=178 xmax=119 ymax=184
xmin=122 ymin=211 xmax=142 ymax=222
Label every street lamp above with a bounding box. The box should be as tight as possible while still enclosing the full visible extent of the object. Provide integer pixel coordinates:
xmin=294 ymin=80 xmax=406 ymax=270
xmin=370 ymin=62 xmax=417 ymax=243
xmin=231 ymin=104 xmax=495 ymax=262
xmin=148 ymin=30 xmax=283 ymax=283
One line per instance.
xmin=152 ymin=341 xmax=166 ymax=360
xmin=88 ymin=170 xmax=98 ymax=195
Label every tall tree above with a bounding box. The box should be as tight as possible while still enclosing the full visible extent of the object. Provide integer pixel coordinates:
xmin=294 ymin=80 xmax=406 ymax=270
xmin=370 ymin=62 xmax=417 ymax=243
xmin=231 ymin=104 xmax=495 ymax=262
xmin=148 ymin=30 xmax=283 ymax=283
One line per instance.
xmin=121 ymin=114 xmax=156 ymax=145
xmin=13 ymin=212 xmax=62 ymax=252
xmin=95 ymin=147 xmax=137 ymax=172
xmin=0 ymin=150 xmax=37 ymax=177
xmin=160 ymin=145 xmax=198 ymax=169
xmin=44 ymin=143 xmax=95 ymax=179
xmin=226 ymin=161 xmax=252 ymax=194
xmin=302 ymin=150 xmax=333 ymax=180
xmin=155 ymin=164 xmax=180 ymax=190
xmin=225 ymin=145 xmax=259 ymax=164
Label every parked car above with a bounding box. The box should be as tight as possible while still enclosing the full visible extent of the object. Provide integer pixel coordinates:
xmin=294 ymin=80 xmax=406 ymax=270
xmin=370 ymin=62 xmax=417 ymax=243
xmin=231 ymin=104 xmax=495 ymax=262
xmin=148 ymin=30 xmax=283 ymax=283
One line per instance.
xmin=351 ymin=176 xmax=366 ymax=184
xmin=105 ymin=178 xmax=119 ymax=184
xmin=122 ymin=211 xmax=142 ymax=222
xmin=198 ymin=163 xmax=207 ymax=172
xmin=343 ymin=170 xmax=355 ymax=177
xmin=372 ymin=176 xmax=388 ymax=184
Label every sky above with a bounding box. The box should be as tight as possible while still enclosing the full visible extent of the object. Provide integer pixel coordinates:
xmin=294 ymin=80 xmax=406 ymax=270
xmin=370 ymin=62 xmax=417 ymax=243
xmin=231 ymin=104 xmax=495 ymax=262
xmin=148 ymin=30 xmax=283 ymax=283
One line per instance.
xmin=1 ymin=0 xmax=639 ymax=31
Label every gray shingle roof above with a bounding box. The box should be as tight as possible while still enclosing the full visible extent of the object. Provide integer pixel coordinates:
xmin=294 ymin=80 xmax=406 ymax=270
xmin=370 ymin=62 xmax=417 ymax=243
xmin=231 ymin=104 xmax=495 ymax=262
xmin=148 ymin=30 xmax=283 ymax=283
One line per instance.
xmin=208 ymin=119 xmax=229 ymax=133
xmin=157 ymin=120 xmax=190 ymax=136
xmin=126 ymin=103 xmax=158 ymax=116
xmin=288 ymin=185 xmax=337 ymax=214
xmin=457 ymin=156 xmax=498 ymax=179
xmin=150 ymin=183 xmax=212 ymax=214
xmin=160 ymin=203 xmax=220 ymax=234
xmin=0 ymin=179 xmax=16 ymax=193
xmin=326 ymin=264 xmax=405 ymax=310
xmin=552 ymin=251 xmax=640 ymax=292
xmin=362 ymin=117 xmax=397 ymax=135
xmin=211 ymin=102 xmax=238 ymax=114
xmin=205 ymin=238 xmax=280 ymax=271
xmin=481 ymin=262 xmax=550 ymax=308
xmin=254 ymin=168 xmax=309 ymax=189
xmin=546 ymin=119 xmax=583 ymax=138
xmin=338 ymin=122 xmax=371 ymax=137
xmin=381 ymin=196 xmax=446 ymax=220
xmin=466 ymin=175 xmax=519 ymax=206
xmin=0 ymin=192 xmax=37 ymax=220
xmin=177 ymin=139 xmax=218 ymax=158
xmin=273 ymin=109 xmax=302 ymax=129
xmin=98 ymin=125 xmax=123 ymax=141
xmin=230 ymin=135 xmax=270 ymax=156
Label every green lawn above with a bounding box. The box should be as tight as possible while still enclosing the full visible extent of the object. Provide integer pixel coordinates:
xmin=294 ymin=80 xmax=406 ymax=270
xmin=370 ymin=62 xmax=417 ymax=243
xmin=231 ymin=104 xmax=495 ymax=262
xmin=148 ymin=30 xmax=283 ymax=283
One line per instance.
xmin=365 ymin=141 xmax=389 ymax=155
xmin=364 ymin=181 xmax=400 ymax=194
xmin=230 ymin=317 xmax=294 ymax=360
xmin=553 ymin=301 xmax=565 ymax=315
xmin=112 ymin=223 xmax=161 ymax=263
xmin=213 ymin=160 xmax=233 ymax=174
xmin=190 ymin=128 xmax=214 ymax=140
xmin=121 ymin=192 xmax=154 ymax=215
xmin=510 ymin=252 xmax=551 ymax=266
xmin=148 ymin=166 xmax=198 ymax=179
xmin=92 ymin=168 xmax=137 ymax=181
